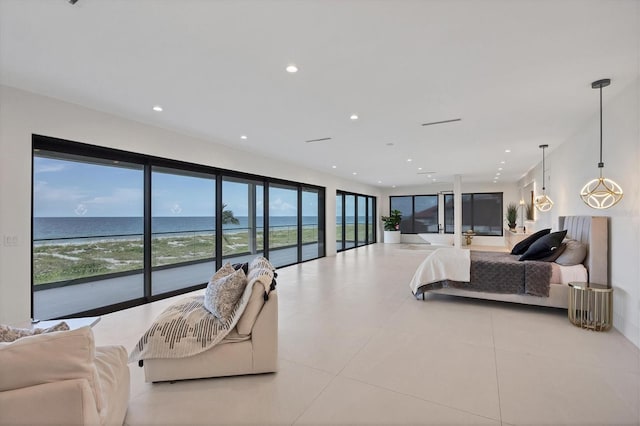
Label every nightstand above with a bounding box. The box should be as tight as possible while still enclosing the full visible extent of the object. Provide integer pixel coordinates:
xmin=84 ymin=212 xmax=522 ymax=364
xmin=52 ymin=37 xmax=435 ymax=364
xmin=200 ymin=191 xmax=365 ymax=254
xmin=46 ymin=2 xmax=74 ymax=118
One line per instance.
xmin=568 ymin=282 xmax=612 ymax=331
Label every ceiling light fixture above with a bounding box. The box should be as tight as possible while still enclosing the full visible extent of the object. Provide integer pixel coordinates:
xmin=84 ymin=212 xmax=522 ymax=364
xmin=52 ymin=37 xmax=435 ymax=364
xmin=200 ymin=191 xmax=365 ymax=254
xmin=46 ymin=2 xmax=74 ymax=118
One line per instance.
xmin=418 ymin=167 xmax=422 ymax=171
xmin=505 ymin=149 xmax=511 ymax=153
xmin=332 ymin=165 xmax=337 ymax=169
xmin=352 ymin=172 xmax=357 ymax=175
xmin=580 ymin=79 xmax=623 ymax=209
xmin=152 ymin=105 xmax=163 ymax=112
xmin=534 ymin=144 xmax=554 ymax=212
xmin=500 ymin=161 xmax=506 ymax=164
xmin=407 ymin=158 xmax=412 ymax=162
xmin=498 ymin=167 xmax=503 ymax=171
xmin=286 ymin=64 xmax=298 ymax=73
xmin=240 ymin=135 xmax=247 ymax=140
xmin=350 ymin=114 xmax=359 ymax=120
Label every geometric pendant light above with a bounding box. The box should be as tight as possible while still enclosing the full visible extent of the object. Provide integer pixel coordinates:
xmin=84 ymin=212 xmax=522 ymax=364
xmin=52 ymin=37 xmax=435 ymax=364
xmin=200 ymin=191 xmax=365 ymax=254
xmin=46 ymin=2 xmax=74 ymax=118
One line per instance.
xmin=579 ymin=79 xmax=624 ymax=209
xmin=534 ymin=144 xmax=553 ymax=212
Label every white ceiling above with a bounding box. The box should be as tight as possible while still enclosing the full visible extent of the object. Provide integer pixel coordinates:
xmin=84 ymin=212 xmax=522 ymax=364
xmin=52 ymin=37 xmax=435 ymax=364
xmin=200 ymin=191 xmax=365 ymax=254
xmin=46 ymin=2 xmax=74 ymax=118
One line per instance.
xmin=1 ymin=0 xmax=638 ymax=187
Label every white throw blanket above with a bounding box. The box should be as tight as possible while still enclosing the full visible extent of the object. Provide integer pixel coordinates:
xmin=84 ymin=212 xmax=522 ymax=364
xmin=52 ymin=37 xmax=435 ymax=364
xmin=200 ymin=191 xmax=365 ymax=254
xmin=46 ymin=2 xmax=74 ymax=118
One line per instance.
xmin=409 ymin=248 xmax=471 ymax=294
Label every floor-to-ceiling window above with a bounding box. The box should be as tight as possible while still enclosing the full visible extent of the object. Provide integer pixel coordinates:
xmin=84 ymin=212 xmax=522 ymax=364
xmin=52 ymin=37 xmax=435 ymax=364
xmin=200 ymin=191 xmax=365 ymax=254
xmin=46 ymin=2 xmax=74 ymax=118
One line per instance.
xmin=390 ymin=194 xmax=438 ymax=234
xmin=444 ymin=192 xmax=503 ymax=236
xmin=336 ymin=190 xmax=376 ymax=252
xmin=267 ymin=183 xmax=298 ymax=267
xmin=221 ymin=177 xmax=264 ymax=264
xmin=151 ymin=167 xmax=216 ymax=296
xmin=336 ymin=194 xmax=344 ymax=252
xmin=32 ymin=135 xmax=325 ymax=319
xmin=301 ymin=188 xmax=324 ymax=261
xmin=33 ymin=150 xmax=144 ymax=319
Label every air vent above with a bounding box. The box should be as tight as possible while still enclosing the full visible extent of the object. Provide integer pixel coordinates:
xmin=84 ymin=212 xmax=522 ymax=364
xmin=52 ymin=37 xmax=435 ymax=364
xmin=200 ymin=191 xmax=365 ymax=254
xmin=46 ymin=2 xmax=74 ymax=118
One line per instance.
xmin=421 ymin=118 xmax=461 ymax=127
xmin=305 ymin=137 xmax=332 ymax=143
xmin=417 ymin=171 xmax=436 ymax=175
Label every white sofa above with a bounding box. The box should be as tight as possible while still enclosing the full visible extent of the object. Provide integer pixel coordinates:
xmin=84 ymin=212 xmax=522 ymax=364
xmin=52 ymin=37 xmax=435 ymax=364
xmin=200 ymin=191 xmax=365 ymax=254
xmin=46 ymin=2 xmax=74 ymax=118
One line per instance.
xmin=142 ymin=287 xmax=278 ymax=382
xmin=0 ymin=326 xmax=130 ymax=426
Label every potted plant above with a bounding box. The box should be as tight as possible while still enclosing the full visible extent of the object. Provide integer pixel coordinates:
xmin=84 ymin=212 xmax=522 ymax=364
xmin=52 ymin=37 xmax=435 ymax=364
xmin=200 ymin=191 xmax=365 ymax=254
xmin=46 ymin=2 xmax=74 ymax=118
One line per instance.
xmin=382 ymin=209 xmax=402 ymax=243
xmin=506 ymin=202 xmax=518 ymax=231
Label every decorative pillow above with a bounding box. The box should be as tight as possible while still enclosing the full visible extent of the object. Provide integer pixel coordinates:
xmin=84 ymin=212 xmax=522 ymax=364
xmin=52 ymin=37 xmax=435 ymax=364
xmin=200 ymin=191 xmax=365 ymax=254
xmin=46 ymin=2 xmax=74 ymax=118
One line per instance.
xmin=555 ymin=239 xmax=588 ymax=266
xmin=249 ymin=256 xmax=275 ymax=272
xmin=537 ymin=243 xmax=567 ymax=262
xmin=232 ymin=262 xmax=249 ymax=274
xmin=209 ymin=262 xmax=235 ymax=282
xmin=236 ymin=282 xmax=267 ymax=336
xmin=510 ymin=228 xmax=551 ymax=255
xmin=204 ymin=267 xmax=248 ymax=321
xmin=519 ymin=229 xmax=567 ymax=261
xmin=0 ymin=321 xmax=70 ymax=343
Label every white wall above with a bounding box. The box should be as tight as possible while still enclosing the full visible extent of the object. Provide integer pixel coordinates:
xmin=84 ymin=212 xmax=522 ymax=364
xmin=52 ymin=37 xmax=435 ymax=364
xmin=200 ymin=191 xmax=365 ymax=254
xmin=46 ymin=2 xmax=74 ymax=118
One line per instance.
xmin=381 ymin=181 xmax=519 ymax=246
xmin=518 ymin=77 xmax=640 ymax=348
xmin=0 ymin=85 xmax=382 ymax=325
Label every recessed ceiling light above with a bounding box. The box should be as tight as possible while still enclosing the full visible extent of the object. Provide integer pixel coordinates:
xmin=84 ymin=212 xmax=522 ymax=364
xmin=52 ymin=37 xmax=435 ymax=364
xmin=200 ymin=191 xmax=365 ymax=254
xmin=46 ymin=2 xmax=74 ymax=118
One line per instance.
xmin=418 ymin=167 xmax=423 ymax=171
xmin=505 ymin=149 xmax=511 ymax=153
xmin=286 ymin=64 xmax=298 ymax=73
xmin=352 ymin=172 xmax=357 ymax=175
xmin=426 ymin=174 xmax=432 ymax=178
xmin=392 ymin=185 xmax=396 ymax=188
xmin=240 ymin=135 xmax=247 ymax=140
xmin=496 ymin=173 xmax=501 ymax=176
xmin=332 ymin=165 xmax=337 ymax=169
xmin=493 ymin=181 xmax=498 ymax=184
xmin=350 ymin=114 xmax=359 ymax=120
xmin=152 ymin=105 xmax=163 ymax=112
xmin=498 ymin=167 xmax=503 ymax=171
xmin=500 ymin=161 xmax=506 ymax=164
xmin=432 ymin=178 xmax=437 ymax=182
xmin=378 ymin=180 xmax=382 ymax=184
xmin=407 ymin=158 xmax=412 ymax=162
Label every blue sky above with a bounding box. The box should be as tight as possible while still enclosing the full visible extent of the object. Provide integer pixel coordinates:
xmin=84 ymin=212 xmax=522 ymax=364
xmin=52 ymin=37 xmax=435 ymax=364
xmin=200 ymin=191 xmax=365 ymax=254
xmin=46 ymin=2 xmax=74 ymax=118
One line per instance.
xmin=34 ymin=157 xmax=310 ymax=217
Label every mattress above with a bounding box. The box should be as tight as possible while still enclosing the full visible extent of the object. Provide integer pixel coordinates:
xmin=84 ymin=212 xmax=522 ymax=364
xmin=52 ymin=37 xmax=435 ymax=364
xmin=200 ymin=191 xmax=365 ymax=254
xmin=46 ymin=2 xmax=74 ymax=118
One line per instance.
xmin=550 ymin=262 xmax=588 ymax=285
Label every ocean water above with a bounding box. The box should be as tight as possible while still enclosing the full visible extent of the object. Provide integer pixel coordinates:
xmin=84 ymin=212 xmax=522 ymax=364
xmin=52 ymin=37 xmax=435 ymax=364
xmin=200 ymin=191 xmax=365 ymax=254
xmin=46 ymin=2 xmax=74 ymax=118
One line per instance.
xmin=33 ymin=216 xmax=362 ymax=240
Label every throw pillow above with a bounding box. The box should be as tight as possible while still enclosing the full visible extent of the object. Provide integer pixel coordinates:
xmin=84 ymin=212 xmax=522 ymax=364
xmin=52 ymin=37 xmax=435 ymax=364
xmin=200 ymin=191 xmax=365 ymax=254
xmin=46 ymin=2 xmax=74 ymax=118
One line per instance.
xmin=555 ymin=239 xmax=588 ymax=266
xmin=209 ymin=262 xmax=235 ymax=282
xmin=204 ymin=267 xmax=248 ymax=321
xmin=0 ymin=321 xmax=70 ymax=343
xmin=249 ymin=256 xmax=275 ymax=272
xmin=519 ymin=229 xmax=567 ymax=261
xmin=510 ymin=228 xmax=551 ymax=255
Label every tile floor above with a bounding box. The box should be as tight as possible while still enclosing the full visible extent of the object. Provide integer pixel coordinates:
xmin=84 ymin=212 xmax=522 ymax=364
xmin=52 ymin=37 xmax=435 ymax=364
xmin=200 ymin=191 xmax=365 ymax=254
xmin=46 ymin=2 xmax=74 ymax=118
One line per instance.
xmin=92 ymin=243 xmax=640 ymax=425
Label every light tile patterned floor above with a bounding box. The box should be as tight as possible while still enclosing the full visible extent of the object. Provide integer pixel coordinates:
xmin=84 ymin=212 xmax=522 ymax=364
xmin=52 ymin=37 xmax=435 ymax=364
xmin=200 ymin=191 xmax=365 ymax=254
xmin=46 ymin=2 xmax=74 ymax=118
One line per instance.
xmin=91 ymin=243 xmax=640 ymax=425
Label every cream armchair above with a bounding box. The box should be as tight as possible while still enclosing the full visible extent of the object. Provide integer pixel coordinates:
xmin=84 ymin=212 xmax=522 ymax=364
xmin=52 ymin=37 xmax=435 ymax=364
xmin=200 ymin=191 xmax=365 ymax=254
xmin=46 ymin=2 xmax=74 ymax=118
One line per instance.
xmin=0 ymin=326 xmax=130 ymax=425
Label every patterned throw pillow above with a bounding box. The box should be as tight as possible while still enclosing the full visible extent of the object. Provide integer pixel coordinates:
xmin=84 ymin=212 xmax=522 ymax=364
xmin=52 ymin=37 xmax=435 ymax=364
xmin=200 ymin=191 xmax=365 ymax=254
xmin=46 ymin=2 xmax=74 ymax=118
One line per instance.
xmin=0 ymin=321 xmax=70 ymax=343
xmin=249 ymin=256 xmax=275 ymax=272
xmin=203 ymin=267 xmax=248 ymax=321
xmin=209 ymin=262 xmax=235 ymax=282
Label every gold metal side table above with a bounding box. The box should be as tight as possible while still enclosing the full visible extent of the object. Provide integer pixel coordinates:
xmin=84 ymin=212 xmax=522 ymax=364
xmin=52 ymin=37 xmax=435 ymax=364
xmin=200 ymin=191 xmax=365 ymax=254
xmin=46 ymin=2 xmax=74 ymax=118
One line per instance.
xmin=568 ymin=282 xmax=612 ymax=331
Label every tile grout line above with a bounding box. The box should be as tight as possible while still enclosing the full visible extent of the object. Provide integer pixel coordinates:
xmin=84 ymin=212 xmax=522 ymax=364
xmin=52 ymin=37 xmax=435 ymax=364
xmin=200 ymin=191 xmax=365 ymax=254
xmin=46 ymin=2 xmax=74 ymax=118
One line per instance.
xmin=490 ymin=312 xmax=504 ymax=426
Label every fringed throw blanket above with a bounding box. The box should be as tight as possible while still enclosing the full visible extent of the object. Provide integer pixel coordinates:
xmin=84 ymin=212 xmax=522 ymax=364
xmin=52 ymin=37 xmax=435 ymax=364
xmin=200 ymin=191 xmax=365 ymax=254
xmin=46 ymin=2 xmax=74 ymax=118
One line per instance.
xmin=129 ymin=262 xmax=274 ymax=363
xmin=413 ymin=250 xmax=552 ymax=297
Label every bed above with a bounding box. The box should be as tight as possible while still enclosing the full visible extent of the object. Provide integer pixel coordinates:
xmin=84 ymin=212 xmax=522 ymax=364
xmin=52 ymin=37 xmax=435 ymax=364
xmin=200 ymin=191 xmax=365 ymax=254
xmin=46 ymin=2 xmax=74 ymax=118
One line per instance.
xmin=411 ymin=216 xmax=608 ymax=309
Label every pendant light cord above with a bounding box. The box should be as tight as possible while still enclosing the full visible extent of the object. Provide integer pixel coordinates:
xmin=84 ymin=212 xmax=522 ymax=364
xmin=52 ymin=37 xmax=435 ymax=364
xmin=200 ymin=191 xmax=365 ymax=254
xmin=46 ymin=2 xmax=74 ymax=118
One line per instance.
xmin=598 ymin=84 xmax=604 ymax=169
xmin=542 ymin=147 xmax=546 ymax=191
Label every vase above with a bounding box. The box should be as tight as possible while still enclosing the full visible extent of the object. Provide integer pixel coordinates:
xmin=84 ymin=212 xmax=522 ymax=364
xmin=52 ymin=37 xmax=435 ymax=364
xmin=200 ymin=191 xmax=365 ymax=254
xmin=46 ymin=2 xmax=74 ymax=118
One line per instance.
xmin=383 ymin=230 xmax=401 ymax=244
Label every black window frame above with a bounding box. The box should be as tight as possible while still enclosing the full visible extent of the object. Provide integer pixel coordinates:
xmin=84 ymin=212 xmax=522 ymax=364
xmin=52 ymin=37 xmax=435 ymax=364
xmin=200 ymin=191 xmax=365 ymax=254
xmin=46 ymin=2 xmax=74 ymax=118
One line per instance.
xmin=444 ymin=192 xmax=504 ymax=236
xmin=31 ymin=134 xmax=326 ymax=319
xmin=336 ymin=190 xmax=376 ymax=252
xmin=389 ymin=194 xmax=439 ymax=234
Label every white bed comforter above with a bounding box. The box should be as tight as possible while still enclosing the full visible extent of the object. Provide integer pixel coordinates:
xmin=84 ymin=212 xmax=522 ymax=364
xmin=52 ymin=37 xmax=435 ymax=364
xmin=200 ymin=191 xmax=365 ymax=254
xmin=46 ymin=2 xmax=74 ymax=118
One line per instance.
xmin=409 ymin=248 xmax=471 ymax=294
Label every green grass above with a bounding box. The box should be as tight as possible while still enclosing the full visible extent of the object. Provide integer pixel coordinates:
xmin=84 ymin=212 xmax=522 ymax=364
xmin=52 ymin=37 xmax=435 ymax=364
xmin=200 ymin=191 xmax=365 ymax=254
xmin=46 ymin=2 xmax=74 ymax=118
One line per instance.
xmin=33 ymin=225 xmax=320 ymax=285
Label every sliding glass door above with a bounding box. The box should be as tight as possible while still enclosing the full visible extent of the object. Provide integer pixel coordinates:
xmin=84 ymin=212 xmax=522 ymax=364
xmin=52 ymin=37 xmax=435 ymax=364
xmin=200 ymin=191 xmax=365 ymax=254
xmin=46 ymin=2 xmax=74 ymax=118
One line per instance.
xmin=336 ymin=190 xmax=376 ymax=252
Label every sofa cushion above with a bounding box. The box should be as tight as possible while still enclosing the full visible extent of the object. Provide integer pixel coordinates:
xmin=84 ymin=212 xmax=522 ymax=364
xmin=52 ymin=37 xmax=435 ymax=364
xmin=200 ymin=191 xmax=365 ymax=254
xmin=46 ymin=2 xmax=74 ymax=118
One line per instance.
xmin=0 ymin=326 xmax=104 ymax=412
xmin=204 ymin=267 xmax=248 ymax=321
xmin=236 ymin=282 xmax=266 ymax=336
xmin=0 ymin=321 xmax=70 ymax=343
xmin=94 ymin=345 xmax=130 ymax=426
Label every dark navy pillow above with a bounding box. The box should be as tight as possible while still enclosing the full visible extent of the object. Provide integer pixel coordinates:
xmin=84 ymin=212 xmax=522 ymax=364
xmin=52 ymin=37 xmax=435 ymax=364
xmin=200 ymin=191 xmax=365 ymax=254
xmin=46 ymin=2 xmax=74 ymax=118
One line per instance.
xmin=519 ymin=230 xmax=567 ymax=261
xmin=510 ymin=228 xmax=551 ymax=255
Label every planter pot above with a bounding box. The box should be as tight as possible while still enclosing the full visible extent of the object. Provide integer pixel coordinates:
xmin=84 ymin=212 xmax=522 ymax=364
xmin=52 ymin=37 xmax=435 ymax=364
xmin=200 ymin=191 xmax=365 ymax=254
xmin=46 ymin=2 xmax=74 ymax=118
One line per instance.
xmin=384 ymin=230 xmax=401 ymax=244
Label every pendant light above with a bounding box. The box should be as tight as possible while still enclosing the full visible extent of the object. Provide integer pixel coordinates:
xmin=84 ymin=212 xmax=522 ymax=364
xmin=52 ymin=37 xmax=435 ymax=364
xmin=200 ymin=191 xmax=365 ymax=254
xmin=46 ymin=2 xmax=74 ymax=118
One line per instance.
xmin=580 ymin=79 xmax=623 ymax=209
xmin=534 ymin=144 xmax=553 ymax=212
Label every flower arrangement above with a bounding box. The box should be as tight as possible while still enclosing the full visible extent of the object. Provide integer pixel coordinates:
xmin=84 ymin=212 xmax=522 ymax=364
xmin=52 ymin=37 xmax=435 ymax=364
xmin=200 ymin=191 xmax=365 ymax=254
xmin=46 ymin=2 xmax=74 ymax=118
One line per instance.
xmin=382 ymin=209 xmax=402 ymax=231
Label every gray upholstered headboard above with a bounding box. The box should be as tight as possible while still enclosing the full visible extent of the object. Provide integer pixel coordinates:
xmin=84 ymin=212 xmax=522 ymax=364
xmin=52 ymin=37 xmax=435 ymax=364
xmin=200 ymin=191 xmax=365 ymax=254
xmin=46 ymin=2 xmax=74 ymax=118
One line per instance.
xmin=558 ymin=216 xmax=609 ymax=286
